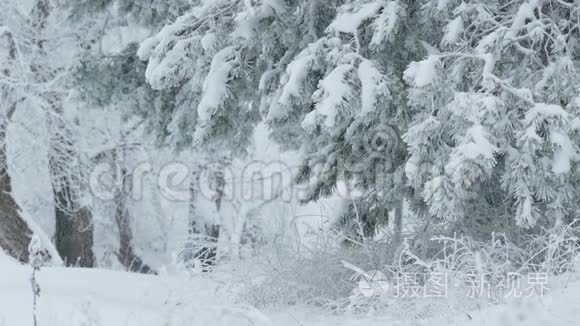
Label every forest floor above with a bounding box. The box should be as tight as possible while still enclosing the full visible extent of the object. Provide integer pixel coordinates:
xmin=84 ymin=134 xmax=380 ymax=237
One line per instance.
xmin=1 ymin=252 xmax=579 ymax=326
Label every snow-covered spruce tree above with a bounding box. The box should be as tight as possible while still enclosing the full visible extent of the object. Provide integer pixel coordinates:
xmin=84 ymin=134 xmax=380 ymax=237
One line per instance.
xmin=404 ymin=0 xmax=580 ymax=237
xmin=262 ymin=0 xmax=423 ymax=241
xmin=137 ymin=0 xmax=275 ymax=154
xmin=140 ymin=0 xmax=423 ymax=243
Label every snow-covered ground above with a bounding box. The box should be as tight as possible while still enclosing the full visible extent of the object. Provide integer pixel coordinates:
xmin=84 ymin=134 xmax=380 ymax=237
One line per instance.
xmin=1 ymin=252 xmax=579 ymax=326
xmin=0 ymin=253 xmax=269 ymax=326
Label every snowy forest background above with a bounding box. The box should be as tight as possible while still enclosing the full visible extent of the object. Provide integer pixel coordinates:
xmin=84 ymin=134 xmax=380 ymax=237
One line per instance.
xmin=2 ymin=0 xmax=580 ymax=325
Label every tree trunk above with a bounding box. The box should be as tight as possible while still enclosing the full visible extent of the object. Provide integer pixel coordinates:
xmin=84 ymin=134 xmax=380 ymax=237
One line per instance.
xmin=0 ymin=113 xmax=33 ymax=262
xmin=183 ymin=162 xmax=220 ymax=270
xmin=48 ymin=109 xmax=95 ymax=267
xmin=113 ymin=142 xmax=155 ymax=274
xmin=393 ymin=199 xmax=403 ymax=246
xmin=393 ymin=172 xmax=407 ymax=249
xmin=52 ymin=197 xmax=95 ymax=267
xmin=0 ymin=28 xmax=34 ymax=262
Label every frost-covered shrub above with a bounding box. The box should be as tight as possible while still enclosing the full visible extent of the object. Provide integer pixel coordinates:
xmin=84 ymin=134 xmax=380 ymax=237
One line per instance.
xmin=243 ymin=220 xmax=580 ymax=317
xmin=239 ymin=227 xmax=401 ymax=311
xmin=344 ymin=221 xmax=580 ymax=317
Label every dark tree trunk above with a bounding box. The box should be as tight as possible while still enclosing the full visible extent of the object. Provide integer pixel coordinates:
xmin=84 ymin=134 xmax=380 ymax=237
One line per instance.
xmin=0 ymin=29 xmax=34 ymax=262
xmin=52 ymin=197 xmax=95 ymax=267
xmin=0 ymin=114 xmax=33 ymax=262
xmin=394 ymin=199 xmax=403 ymax=246
xmin=48 ymin=110 xmax=95 ymax=267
